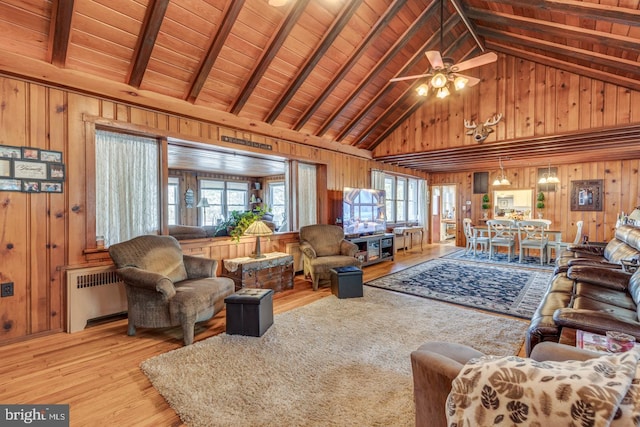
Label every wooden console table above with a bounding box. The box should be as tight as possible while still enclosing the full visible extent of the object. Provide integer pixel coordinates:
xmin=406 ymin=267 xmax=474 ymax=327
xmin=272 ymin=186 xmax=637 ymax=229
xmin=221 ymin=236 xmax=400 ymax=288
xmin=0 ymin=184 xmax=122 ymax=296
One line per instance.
xmin=222 ymin=252 xmax=294 ymax=292
xmin=393 ymin=226 xmax=424 ymax=253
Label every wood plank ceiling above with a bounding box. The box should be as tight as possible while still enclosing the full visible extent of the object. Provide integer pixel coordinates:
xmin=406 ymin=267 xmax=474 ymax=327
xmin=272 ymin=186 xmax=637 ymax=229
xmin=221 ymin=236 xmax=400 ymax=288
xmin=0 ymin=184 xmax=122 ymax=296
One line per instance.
xmin=0 ymin=0 xmax=638 ymax=173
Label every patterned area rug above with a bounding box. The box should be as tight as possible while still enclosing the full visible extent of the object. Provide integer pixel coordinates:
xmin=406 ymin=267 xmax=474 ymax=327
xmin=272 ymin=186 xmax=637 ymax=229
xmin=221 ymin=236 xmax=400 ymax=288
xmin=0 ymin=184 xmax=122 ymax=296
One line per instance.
xmin=443 ymin=249 xmax=555 ymax=270
xmin=365 ymin=258 xmax=552 ymax=319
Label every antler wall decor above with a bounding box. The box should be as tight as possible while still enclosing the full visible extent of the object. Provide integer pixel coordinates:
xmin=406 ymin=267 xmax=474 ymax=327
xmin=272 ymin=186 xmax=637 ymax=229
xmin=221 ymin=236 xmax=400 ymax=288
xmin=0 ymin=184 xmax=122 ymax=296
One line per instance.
xmin=464 ymin=113 xmax=503 ymax=143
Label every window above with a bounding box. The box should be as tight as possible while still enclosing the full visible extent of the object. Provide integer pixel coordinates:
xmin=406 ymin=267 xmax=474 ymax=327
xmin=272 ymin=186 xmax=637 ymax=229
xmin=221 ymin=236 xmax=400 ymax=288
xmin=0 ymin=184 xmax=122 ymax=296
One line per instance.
xmin=200 ymin=179 xmax=249 ymax=226
xmin=168 ymin=177 xmax=179 ymax=225
xmin=95 ymin=130 xmax=160 ymax=246
xmin=268 ymin=182 xmax=286 ymax=228
xmin=383 ymin=174 xmax=420 ymax=224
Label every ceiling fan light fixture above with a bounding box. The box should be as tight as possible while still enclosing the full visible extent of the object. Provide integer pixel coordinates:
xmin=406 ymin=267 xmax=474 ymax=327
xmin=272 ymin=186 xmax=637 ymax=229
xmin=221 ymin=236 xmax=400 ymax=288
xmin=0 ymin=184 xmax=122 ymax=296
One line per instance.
xmin=436 ymin=86 xmax=450 ymax=99
xmin=454 ymin=75 xmax=468 ymax=90
xmin=416 ymin=83 xmax=430 ymax=96
xmin=430 ymin=72 xmax=448 ymax=88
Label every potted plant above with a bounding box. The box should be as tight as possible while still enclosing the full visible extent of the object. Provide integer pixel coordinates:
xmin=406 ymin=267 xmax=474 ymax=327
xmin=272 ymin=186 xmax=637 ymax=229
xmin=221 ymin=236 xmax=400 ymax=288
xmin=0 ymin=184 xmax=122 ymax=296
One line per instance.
xmin=216 ymin=206 xmax=269 ymax=242
xmin=481 ymin=194 xmax=491 ymax=218
xmin=536 ymin=191 xmax=545 ymax=218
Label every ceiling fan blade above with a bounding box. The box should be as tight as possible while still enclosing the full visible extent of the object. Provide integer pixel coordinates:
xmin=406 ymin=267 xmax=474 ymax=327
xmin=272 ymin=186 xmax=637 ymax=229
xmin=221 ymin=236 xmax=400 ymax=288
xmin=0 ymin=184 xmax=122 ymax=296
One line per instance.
xmin=425 ymin=51 xmax=444 ymax=69
xmin=454 ymin=73 xmax=480 ymax=87
xmin=452 ymin=52 xmax=497 ymax=72
xmin=390 ymin=73 xmax=431 ymax=83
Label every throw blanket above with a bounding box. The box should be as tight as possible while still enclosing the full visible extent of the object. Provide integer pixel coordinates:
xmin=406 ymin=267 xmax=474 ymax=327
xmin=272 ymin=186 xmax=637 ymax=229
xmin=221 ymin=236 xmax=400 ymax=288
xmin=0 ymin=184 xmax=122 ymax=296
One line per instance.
xmin=446 ymin=348 xmax=640 ymax=427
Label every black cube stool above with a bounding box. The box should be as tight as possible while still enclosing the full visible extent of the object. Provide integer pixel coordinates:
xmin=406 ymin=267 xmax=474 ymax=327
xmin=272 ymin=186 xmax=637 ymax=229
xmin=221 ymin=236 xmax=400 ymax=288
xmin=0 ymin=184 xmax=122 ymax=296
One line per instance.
xmin=224 ymin=288 xmax=274 ymax=337
xmin=330 ymin=266 xmax=363 ymax=299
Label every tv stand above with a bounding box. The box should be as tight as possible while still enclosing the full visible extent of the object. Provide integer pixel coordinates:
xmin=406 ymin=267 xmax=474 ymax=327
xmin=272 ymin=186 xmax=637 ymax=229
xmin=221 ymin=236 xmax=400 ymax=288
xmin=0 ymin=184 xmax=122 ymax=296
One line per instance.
xmin=347 ymin=233 xmax=394 ymax=266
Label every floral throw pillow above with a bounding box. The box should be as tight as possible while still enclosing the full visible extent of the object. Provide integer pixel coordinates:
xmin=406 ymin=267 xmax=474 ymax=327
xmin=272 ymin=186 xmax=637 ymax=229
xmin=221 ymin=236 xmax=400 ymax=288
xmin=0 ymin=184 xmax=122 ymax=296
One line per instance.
xmin=446 ymin=348 xmax=640 ymax=427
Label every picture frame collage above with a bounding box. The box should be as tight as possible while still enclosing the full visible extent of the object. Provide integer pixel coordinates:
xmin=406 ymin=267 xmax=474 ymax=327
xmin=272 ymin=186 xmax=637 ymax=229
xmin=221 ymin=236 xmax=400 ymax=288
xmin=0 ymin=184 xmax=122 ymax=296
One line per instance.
xmin=0 ymin=145 xmax=65 ymax=193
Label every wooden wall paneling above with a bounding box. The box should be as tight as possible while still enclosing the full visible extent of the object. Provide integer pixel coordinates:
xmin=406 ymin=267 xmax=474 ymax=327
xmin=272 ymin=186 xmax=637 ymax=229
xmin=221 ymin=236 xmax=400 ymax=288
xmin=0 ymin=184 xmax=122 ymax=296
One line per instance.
xmin=632 ymin=92 xmax=640 ymax=123
xmin=591 ymin=80 xmax=605 ymax=129
xmin=48 ymin=88 xmax=67 ymax=332
xmin=603 ymin=83 xmax=618 ymax=128
xmin=28 ymin=84 xmax=50 ymax=334
xmin=68 ymin=93 xmax=99 ymax=265
xmin=543 ymin=66 xmax=556 ymax=135
xmin=566 ymin=73 xmax=580 ymax=132
xmin=515 ymin=58 xmax=535 ymax=139
xmin=578 ymin=76 xmax=592 ymax=129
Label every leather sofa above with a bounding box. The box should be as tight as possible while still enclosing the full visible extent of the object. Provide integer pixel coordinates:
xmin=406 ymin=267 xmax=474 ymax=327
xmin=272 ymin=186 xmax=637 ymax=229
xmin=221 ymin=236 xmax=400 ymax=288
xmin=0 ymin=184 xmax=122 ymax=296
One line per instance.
xmin=526 ymin=226 xmax=640 ymax=356
xmin=554 ymin=225 xmax=640 ymax=274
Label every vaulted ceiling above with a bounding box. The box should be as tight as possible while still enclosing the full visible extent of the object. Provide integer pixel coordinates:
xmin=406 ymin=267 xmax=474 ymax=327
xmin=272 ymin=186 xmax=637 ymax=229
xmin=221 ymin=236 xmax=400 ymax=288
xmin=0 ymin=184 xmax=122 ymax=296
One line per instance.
xmin=0 ymin=0 xmax=639 ymax=173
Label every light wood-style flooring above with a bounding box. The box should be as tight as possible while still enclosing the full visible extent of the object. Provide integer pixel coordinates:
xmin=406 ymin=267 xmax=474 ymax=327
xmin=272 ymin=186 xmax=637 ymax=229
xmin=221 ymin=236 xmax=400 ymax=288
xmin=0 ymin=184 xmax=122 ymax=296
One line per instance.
xmin=0 ymin=244 xmax=527 ymax=426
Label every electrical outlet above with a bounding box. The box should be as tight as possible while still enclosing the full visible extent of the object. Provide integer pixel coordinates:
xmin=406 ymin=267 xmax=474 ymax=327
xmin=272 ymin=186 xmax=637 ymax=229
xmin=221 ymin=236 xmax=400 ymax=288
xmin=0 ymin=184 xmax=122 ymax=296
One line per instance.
xmin=1 ymin=282 xmax=13 ymax=297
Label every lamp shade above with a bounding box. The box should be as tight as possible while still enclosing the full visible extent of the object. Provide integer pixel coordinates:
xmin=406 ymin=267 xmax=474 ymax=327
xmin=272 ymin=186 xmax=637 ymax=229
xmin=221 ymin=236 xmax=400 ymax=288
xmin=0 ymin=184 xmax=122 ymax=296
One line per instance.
xmin=244 ymin=220 xmax=273 ymax=259
xmin=244 ymin=220 xmax=273 ymax=237
xmin=196 ymin=197 xmax=210 ymax=208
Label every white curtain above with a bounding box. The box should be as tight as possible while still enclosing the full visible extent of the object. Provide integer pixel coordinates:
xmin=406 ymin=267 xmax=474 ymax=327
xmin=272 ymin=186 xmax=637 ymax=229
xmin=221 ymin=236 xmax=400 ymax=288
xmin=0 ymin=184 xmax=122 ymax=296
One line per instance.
xmin=418 ymin=179 xmax=428 ymax=231
xmin=95 ymin=130 xmax=160 ymax=246
xmin=371 ymin=169 xmax=385 ymax=190
xmin=297 ymin=162 xmax=317 ymax=227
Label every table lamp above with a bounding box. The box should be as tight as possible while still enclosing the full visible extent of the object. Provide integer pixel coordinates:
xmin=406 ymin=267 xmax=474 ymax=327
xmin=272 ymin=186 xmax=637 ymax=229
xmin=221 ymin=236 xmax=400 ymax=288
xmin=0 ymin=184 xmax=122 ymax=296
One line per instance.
xmin=196 ymin=197 xmax=210 ymax=226
xmin=244 ymin=220 xmax=273 ymax=258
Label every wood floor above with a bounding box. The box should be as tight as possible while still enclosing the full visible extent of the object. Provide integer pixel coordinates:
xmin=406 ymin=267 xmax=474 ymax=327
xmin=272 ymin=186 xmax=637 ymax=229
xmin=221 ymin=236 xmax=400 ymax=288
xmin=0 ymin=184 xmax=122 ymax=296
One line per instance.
xmin=0 ymin=243 xmax=525 ymax=426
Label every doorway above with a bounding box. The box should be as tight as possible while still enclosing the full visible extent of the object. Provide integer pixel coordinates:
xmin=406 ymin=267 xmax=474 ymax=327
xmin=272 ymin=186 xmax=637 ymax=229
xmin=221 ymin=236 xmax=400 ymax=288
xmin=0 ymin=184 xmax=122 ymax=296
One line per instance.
xmin=431 ymin=184 xmax=457 ymax=244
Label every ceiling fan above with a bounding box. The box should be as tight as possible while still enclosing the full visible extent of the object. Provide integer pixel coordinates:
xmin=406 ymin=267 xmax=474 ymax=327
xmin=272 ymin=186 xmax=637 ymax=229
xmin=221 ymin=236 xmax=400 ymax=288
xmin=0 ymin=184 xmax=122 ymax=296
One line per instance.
xmin=390 ymin=0 xmax=497 ymax=98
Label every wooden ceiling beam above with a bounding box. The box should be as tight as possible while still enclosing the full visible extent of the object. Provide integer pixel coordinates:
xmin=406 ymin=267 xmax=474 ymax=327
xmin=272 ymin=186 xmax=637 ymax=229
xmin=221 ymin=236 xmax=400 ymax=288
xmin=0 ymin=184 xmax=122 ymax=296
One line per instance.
xmin=127 ymin=0 xmax=169 ymax=88
xmin=187 ymin=0 xmax=245 ymax=103
xmin=48 ymin=0 xmax=75 ymax=67
xmin=480 ymin=0 xmax=640 ymax=28
xmin=230 ymin=0 xmax=311 ymax=115
xmin=467 ymin=7 xmax=640 ymax=53
xmin=479 ymin=27 xmax=640 ymax=78
xmin=483 ymin=40 xmax=640 ymax=93
xmin=265 ymin=0 xmax=364 ymax=124
xmin=316 ymin=1 xmax=439 ymax=138
xmin=292 ymin=0 xmax=410 ymax=131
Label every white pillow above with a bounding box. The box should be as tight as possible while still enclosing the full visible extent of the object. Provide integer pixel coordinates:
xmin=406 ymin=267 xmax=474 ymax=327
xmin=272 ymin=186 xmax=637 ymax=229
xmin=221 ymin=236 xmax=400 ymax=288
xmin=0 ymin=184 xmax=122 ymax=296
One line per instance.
xmin=446 ymin=348 xmax=640 ymax=427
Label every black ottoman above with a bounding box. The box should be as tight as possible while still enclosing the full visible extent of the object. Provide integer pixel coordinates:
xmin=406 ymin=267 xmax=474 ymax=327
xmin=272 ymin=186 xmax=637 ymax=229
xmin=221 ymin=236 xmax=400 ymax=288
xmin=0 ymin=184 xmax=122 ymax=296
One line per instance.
xmin=224 ymin=288 xmax=274 ymax=337
xmin=330 ymin=266 xmax=363 ymax=299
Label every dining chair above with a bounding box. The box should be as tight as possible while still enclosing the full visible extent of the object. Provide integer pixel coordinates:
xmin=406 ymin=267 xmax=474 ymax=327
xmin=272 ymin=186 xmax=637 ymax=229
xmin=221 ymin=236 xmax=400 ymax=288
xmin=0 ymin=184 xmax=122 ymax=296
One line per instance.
xmin=463 ymin=218 xmax=488 ymax=256
xmin=517 ymin=220 xmax=549 ymax=265
xmin=486 ymin=219 xmax=517 ymax=261
xmin=546 ymin=220 xmax=584 ymax=263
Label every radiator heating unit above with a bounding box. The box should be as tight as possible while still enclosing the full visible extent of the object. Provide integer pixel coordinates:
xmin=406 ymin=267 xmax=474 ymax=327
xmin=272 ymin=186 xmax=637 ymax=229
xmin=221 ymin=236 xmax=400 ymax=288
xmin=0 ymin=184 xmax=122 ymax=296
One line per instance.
xmin=66 ymin=265 xmax=127 ymax=333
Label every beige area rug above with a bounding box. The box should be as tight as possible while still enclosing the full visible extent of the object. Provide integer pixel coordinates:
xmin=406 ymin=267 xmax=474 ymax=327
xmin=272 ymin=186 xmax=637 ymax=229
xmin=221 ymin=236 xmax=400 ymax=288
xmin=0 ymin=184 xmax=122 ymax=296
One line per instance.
xmin=141 ymin=286 xmax=528 ymax=427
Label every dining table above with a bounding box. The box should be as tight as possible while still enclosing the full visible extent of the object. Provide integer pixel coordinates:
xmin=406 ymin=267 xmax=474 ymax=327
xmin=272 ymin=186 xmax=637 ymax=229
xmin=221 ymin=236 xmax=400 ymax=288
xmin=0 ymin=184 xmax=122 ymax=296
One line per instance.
xmin=472 ymin=224 xmax=563 ymax=261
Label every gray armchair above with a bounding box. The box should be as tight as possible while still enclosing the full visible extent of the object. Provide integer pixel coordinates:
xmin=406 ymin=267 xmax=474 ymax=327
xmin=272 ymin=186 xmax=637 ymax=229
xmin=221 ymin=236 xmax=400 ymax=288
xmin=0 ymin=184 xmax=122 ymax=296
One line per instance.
xmin=299 ymin=224 xmax=361 ymax=291
xmin=108 ymin=235 xmax=235 ymax=345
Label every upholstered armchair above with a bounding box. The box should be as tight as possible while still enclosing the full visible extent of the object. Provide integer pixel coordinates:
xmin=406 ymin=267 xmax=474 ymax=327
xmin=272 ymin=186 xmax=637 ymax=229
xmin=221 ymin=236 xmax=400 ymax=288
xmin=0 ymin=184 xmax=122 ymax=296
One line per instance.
xmin=299 ymin=224 xmax=361 ymax=291
xmin=411 ymin=341 xmax=599 ymax=427
xmin=108 ymin=235 xmax=235 ymax=345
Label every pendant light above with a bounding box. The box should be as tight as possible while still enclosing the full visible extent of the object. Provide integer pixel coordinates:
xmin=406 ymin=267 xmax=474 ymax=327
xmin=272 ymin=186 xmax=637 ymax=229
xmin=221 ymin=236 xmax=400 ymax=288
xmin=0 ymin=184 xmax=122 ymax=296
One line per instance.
xmin=492 ymin=157 xmax=511 ymax=186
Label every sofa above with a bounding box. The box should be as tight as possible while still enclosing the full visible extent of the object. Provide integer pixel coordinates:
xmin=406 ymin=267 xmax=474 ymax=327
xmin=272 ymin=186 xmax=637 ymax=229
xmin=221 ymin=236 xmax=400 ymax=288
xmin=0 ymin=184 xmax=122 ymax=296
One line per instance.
xmin=554 ymin=225 xmax=640 ymax=274
xmin=411 ymin=341 xmax=602 ymax=427
xmin=526 ymin=225 xmax=640 ymax=356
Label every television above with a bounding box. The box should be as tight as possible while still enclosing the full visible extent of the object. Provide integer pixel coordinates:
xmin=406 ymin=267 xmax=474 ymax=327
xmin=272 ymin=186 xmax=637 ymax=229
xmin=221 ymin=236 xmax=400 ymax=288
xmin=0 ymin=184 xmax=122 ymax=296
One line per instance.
xmin=342 ymin=187 xmax=387 ymax=237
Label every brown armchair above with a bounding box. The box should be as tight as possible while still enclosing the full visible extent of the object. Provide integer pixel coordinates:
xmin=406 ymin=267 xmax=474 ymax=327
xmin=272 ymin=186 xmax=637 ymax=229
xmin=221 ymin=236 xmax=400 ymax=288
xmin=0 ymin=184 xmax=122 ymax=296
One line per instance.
xmin=411 ymin=341 xmax=599 ymax=427
xmin=299 ymin=224 xmax=361 ymax=291
xmin=108 ymin=235 xmax=235 ymax=345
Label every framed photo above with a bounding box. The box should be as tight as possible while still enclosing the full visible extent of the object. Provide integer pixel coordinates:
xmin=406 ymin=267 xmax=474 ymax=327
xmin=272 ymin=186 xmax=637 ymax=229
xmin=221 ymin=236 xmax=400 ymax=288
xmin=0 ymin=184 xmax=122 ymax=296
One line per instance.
xmin=22 ymin=180 xmax=40 ymax=193
xmin=14 ymin=160 xmax=48 ymax=180
xmin=41 ymin=181 xmax=63 ymax=193
xmin=0 ymin=178 xmax=21 ymax=191
xmin=0 ymin=159 xmax=12 ymax=177
xmin=40 ymin=150 xmax=63 ymax=163
xmin=48 ymin=163 xmax=65 ymax=180
xmin=0 ymin=145 xmax=21 ymax=159
xmin=571 ymin=179 xmax=603 ymax=211
xmin=22 ymin=147 xmax=40 ymax=160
